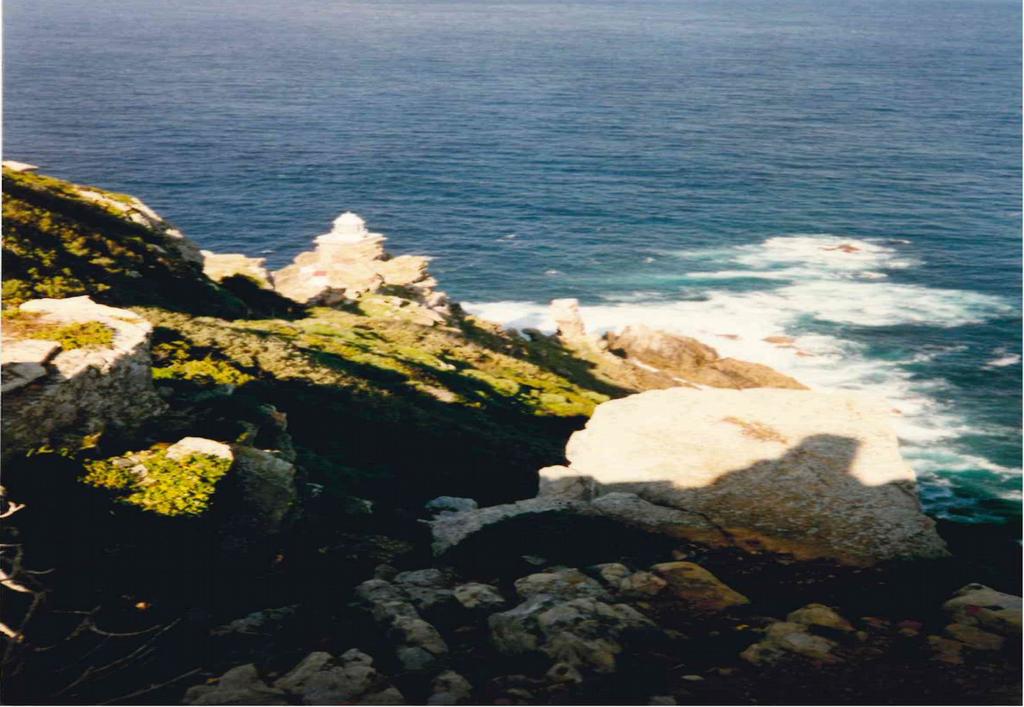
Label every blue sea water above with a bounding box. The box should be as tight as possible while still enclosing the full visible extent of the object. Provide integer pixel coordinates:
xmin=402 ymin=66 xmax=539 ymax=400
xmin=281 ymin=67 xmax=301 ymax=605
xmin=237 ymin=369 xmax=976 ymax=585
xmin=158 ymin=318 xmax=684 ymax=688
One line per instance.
xmin=4 ymin=0 xmax=1021 ymax=522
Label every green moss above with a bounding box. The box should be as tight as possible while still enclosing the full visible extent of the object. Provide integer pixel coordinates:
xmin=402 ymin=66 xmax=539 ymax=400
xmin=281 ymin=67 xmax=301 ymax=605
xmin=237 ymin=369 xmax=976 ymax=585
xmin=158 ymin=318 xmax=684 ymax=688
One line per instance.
xmin=2 ymin=311 xmax=115 ymax=350
xmin=82 ymin=449 xmax=232 ymax=517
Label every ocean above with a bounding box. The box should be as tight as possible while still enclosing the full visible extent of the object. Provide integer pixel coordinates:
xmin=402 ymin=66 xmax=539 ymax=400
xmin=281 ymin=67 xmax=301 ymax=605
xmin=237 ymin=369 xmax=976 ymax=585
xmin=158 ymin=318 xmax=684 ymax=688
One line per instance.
xmin=4 ymin=0 xmax=1021 ymax=522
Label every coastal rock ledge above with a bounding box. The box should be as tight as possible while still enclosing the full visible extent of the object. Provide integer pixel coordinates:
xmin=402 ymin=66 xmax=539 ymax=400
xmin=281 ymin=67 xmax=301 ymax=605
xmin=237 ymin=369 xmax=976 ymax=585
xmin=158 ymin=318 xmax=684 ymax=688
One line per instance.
xmin=541 ymin=387 xmax=948 ymax=565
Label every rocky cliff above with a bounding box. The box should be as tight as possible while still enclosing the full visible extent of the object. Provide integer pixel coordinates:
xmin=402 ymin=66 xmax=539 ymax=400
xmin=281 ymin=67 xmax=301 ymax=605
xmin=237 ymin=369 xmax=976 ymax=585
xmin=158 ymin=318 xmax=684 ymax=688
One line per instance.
xmin=0 ymin=166 xmax=1018 ymax=705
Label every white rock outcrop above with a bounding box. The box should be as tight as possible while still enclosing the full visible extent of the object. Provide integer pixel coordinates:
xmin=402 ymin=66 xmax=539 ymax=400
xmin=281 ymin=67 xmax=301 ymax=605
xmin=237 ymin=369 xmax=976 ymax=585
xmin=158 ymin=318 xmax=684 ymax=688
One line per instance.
xmin=201 ymin=251 xmax=274 ymax=289
xmin=1 ymin=297 xmax=165 ymax=459
xmin=273 ymin=212 xmax=448 ymax=313
xmin=542 ymin=387 xmax=947 ymax=565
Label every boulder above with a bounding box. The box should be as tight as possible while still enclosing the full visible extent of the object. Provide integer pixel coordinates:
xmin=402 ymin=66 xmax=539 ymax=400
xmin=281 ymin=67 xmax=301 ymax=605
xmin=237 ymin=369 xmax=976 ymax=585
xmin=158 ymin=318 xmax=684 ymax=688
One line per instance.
xmin=557 ymin=387 xmax=948 ymax=565
xmin=942 ymin=584 xmax=1021 ymax=637
xmin=650 ymin=562 xmax=749 ymax=615
xmin=2 ymin=297 xmax=165 ymax=460
xmin=605 ymin=324 xmax=805 ymax=389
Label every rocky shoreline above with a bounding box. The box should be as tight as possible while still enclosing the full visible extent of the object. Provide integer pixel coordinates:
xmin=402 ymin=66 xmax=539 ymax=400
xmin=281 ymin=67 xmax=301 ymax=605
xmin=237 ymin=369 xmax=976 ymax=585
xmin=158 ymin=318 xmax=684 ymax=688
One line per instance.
xmin=0 ymin=164 xmax=1019 ymax=704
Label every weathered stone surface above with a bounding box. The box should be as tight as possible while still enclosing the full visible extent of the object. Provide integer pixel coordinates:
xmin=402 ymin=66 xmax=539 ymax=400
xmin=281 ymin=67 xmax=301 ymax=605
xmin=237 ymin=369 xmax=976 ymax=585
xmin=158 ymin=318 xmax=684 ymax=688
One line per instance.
xmin=559 ymin=387 xmax=948 ymax=565
xmin=2 ymin=297 xmax=165 ymax=460
xmin=202 ymin=251 xmax=274 ymax=289
xmin=273 ymin=213 xmax=446 ymax=313
xmin=741 ymin=621 xmax=841 ymax=666
xmin=183 ymin=664 xmax=287 ymax=705
xmin=605 ymin=324 xmax=806 ymax=389
xmin=943 ymin=584 xmax=1022 ymax=637
xmin=270 ymin=649 xmax=404 ymax=705
xmin=650 ymin=562 xmax=749 ymax=615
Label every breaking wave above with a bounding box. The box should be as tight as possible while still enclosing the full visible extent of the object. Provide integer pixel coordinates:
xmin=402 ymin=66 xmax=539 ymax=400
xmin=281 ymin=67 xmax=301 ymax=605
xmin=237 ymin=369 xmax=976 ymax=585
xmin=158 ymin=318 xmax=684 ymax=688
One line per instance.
xmin=464 ymin=234 xmax=1020 ymax=522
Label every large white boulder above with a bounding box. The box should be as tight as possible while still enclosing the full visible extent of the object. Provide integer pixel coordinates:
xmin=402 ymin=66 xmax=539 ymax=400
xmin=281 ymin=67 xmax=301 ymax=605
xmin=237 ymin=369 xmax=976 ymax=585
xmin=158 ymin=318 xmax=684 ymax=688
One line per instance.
xmin=544 ymin=387 xmax=947 ymax=565
xmin=1 ymin=297 xmax=165 ymax=459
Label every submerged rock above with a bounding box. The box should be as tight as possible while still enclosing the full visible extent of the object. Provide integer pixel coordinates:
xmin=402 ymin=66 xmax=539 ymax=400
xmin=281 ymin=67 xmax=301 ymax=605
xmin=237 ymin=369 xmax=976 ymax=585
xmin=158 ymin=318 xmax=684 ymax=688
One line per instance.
xmin=605 ymin=324 xmax=805 ymax=389
xmin=557 ymin=387 xmax=948 ymax=565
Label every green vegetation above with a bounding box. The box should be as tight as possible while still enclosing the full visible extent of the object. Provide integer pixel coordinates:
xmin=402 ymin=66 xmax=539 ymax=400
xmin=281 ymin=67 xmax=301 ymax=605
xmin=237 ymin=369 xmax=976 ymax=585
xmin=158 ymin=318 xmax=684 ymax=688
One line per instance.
xmin=2 ymin=310 xmax=115 ymax=349
xmin=82 ymin=449 xmax=232 ymax=517
xmin=2 ymin=167 xmax=246 ymax=316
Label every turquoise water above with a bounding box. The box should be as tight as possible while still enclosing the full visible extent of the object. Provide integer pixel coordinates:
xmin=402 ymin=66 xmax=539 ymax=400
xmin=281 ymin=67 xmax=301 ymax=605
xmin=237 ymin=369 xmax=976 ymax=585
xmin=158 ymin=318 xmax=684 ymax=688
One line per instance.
xmin=4 ymin=0 xmax=1020 ymax=521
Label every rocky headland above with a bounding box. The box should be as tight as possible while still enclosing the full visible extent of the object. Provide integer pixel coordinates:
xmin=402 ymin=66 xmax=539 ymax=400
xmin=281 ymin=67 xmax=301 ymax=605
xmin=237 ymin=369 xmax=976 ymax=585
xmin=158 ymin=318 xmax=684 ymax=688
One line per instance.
xmin=0 ymin=164 xmax=1019 ymax=705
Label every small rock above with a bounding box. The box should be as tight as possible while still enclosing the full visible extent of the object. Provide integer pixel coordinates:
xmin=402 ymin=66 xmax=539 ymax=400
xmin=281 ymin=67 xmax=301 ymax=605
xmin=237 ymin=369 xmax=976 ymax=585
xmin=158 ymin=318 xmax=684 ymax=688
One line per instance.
xmin=786 ymin=604 xmax=854 ymax=633
xmin=591 ymin=562 xmax=631 ymax=587
xmin=740 ymin=621 xmax=840 ymax=666
xmin=166 ymin=436 xmax=234 ymax=461
xmin=650 ymin=562 xmax=749 ymax=615
xmin=453 ymin=582 xmax=507 ymax=612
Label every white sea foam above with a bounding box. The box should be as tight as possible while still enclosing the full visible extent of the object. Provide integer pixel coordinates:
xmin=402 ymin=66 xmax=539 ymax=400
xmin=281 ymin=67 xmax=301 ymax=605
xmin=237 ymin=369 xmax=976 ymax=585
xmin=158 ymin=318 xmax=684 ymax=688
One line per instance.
xmin=464 ymin=234 xmax=1019 ymax=519
xmin=985 ymin=348 xmax=1021 ymax=368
